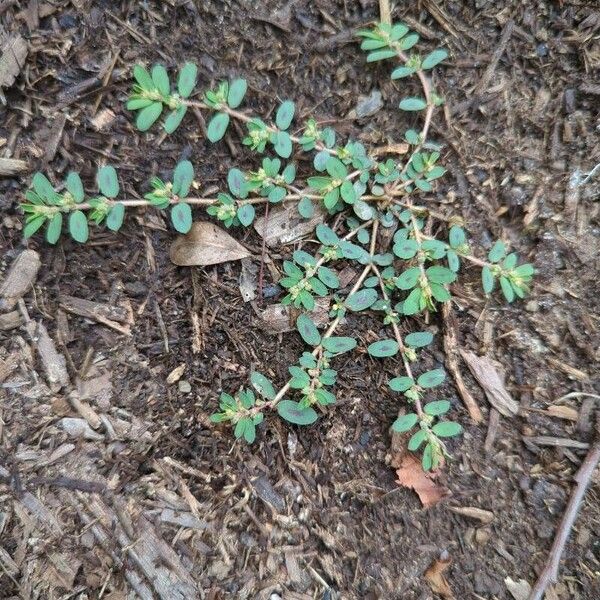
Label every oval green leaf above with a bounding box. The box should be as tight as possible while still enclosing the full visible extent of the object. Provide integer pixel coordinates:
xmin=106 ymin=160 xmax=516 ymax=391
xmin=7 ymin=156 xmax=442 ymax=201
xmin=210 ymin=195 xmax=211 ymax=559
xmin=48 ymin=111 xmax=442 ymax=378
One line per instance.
xmin=237 ymin=203 xmax=255 ymax=227
xmin=164 ymin=105 xmax=188 ymax=134
xmin=399 ymin=97 xmax=427 ymax=111
xmin=227 ymin=78 xmax=247 ymax=108
xmin=173 ymin=160 xmax=194 ymax=197
xmin=66 ymin=172 xmax=84 ymax=203
xmin=250 ymin=371 xmax=276 ymax=400
xmin=296 ymin=314 xmax=321 ymax=347
xmin=177 ymin=62 xmax=197 ymax=98
xmin=417 ymin=369 xmax=445 ymax=389
xmin=106 ymin=203 xmax=125 ymax=232
xmin=345 ymin=288 xmax=378 ymax=311
xmin=69 ymin=210 xmax=89 ymax=243
xmin=432 ymin=421 xmax=462 ymax=438
xmin=322 ymin=337 xmax=357 ymax=355
xmin=151 ymin=64 xmax=170 ymax=96
xmin=389 ymin=376 xmax=414 ymax=392
xmin=367 ymin=339 xmax=399 ymax=358
xmin=46 ymin=213 xmax=62 ymax=244
xmin=277 ymin=400 xmax=318 ymax=426
xmin=405 ymin=331 xmax=433 ymax=348
xmin=275 ymin=100 xmax=295 ymax=130
xmin=97 ymin=166 xmax=119 ymax=198
xmin=424 ymin=400 xmax=450 ymax=416
xmin=207 ymin=112 xmax=230 ymax=142
xmin=136 ymin=102 xmax=163 ymax=132
xmin=171 ymin=202 xmax=192 ymax=233
xmin=392 ymin=413 xmax=418 ymax=433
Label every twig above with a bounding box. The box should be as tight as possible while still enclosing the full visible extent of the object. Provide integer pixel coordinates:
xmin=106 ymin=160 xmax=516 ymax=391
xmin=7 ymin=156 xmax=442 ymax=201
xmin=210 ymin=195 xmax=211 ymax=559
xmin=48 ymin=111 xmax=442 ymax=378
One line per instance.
xmin=474 ymin=20 xmax=514 ymax=95
xmin=528 ymin=441 xmax=600 ymax=600
xmin=379 ymin=0 xmax=391 ymax=25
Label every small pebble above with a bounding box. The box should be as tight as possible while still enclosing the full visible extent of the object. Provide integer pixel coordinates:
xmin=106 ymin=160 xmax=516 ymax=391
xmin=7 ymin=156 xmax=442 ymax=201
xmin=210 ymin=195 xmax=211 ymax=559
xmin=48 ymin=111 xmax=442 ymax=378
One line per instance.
xmin=178 ymin=380 xmax=192 ymax=393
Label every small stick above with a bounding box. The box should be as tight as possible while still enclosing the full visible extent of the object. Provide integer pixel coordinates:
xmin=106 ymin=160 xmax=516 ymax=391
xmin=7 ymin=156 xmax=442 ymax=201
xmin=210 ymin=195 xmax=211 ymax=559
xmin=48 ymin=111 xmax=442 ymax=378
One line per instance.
xmin=379 ymin=0 xmax=392 ymax=25
xmin=528 ymin=441 xmax=600 ymax=600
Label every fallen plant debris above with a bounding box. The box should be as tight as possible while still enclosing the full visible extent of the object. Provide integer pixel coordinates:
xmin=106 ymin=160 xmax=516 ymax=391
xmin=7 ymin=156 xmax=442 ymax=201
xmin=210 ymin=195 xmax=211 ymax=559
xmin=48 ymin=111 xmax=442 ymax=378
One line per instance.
xmin=17 ymin=19 xmax=536 ymax=472
xmin=395 ymin=453 xmax=449 ymax=508
xmin=424 ymin=553 xmax=455 ymax=599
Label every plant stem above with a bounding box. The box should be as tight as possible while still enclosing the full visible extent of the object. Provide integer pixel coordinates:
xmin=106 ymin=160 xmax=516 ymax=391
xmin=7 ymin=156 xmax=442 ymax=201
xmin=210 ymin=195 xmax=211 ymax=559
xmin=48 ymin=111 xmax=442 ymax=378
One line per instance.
xmin=371 ymin=264 xmax=424 ymax=418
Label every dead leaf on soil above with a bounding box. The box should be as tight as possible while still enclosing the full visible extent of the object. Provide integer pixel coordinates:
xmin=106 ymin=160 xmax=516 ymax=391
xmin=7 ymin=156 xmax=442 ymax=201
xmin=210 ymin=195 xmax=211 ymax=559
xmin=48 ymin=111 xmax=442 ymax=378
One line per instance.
xmin=424 ymin=555 xmax=454 ymax=599
xmin=259 ymin=297 xmax=330 ymax=334
xmin=460 ymin=350 xmax=519 ymax=417
xmin=448 ymin=505 xmax=494 ymax=524
xmin=254 ymin=203 xmax=325 ymax=247
xmin=170 ymin=221 xmax=251 ymax=266
xmin=395 ymin=454 xmax=450 ymax=508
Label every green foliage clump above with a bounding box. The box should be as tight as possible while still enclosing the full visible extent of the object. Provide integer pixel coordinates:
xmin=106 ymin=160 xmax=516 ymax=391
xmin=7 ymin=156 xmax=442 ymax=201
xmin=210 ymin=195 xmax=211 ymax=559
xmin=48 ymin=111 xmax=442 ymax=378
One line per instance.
xmin=20 ymin=20 xmax=535 ymax=471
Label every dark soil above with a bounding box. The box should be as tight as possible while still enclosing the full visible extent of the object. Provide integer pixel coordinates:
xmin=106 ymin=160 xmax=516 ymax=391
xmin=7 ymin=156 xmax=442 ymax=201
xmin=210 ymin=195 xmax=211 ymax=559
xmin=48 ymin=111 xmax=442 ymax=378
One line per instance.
xmin=1 ymin=1 xmax=599 ymax=599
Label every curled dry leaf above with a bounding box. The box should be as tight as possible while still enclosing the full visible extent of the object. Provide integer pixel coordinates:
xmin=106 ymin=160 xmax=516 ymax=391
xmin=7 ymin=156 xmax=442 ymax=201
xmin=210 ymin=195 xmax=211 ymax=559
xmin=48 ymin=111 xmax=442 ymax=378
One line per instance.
xmin=460 ymin=350 xmax=519 ymax=417
xmin=424 ymin=556 xmax=454 ymax=599
xmin=254 ymin=203 xmax=325 ymax=248
xmin=395 ymin=453 xmax=450 ymax=509
xmin=259 ymin=297 xmax=330 ymax=334
xmin=170 ymin=221 xmax=251 ymax=266
xmin=166 ymin=364 xmax=186 ymax=385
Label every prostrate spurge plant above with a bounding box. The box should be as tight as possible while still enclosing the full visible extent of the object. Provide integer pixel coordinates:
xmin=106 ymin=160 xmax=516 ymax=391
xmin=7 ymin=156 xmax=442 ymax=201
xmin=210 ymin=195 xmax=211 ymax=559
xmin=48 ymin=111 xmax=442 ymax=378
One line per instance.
xmin=21 ymin=21 xmax=534 ymax=471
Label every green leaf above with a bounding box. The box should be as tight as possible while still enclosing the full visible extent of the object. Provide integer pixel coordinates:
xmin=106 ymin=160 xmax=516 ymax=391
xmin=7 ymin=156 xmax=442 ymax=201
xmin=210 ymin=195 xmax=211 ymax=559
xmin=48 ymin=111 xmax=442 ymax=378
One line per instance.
xmin=277 ymin=400 xmax=318 ymax=425
xmin=405 ymin=331 xmax=433 ymax=348
xmin=23 ymin=215 xmax=46 ymax=238
xmin=323 ymin=188 xmax=340 ymax=210
xmin=315 ymin=223 xmax=338 ymax=245
xmin=276 ymin=100 xmax=295 ymax=130
xmin=430 ymin=282 xmax=451 ymax=303
xmin=106 ymin=203 xmax=125 ymax=232
xmin=340 ymin=180 xmax=357 ymax=204
xmin=296 ymin=314 xmax=321 ymax=347
xmin=273 ymin=131 xmax=292 ymax=158
xmin=392 ymin=413 xmax=418 ymax=433
xmin=268 ymin=186 xmax=286 ymax=203
xmin=298 ymin=197 xmax=314 ymax=218
xmin=424 ymin=400 xmax=450 ymax=416
xmin=488 ymin=240 xmax=506 ymax=263
xmin=500 ymin=276 xmax=515 ymax=302
xmin=391 ymin=66 xmax=416 ymax=79
xmin=173 ymin=160 xmax=194 ymax=197
xmin=402 ymin=288 xmax=423 ymax=315
xmin=250 ymin=371 xmax=276 ymax=400
xmin=449 ymin=225 xmax=465 ymax=248
xmin=227 ymin=78 xmax=247 ymax=108
xmin=151 ymin=65 xmax=170 ymax=96
xmin=133 ymin=65 xmax=154 ymax=90
xmin=345 ymin=288 xmax=378 ymax=311
xmin=367 ymin=49 xmax=397 ymax=62
xmin=389 ymin=376 xmax=414 ymax=392
xmin=136 ymin=102 xmax=163 ymax=131
xmin=432 ymin=421 xmax=462 ymax=438
xmin=399 ymin=33 xmax=419 ymax=50
xmin=207 ymin=112 xmax=230 ymax=142
xmin=282 ymin=164 xmax=296 ymax=184
xmin=66 ymin=172 xmax=84 ymax=203
xmin=32 ymin=172 xmax=57 ymax=201
xmin=326 ymin=157 xmax=348 ymax=179
xmin=417 ymin=369 xmax=445 ymax=388
xmin=399 ymin=97 xmax=427 ymax=111
xmin=422 ymin=49 xmax=448 ymax=69
xmin=367 ymin=339 xmax=399 ymax=358
xmin=322 ymin=337 xmax=356 ymax=355
xmin=317 ymin=266 xmax=339 ymax=289
xmin=243 ymin=420 xmax=256 ymax=443
xmin=228 ymin=168 xmax=248 ymax=198
xmin=234 ymin=418 xmax=248 ymax=439
xmin=405 ymin=129 xmax=420 ymax=144
xmin=426 ymin=265 xmax=456 ymax=284
xmin=422 ymin=443 xmax=433 ymax=471
xmin=127 ymin=98 xmax=154 ymax=110
xmin=393 ymin=238 xmax=419 ymax=259
xmin=177 ymin=62 xmax=197 ymax=98
xmin=482 ymin=266 xmax=494 ymax=293
xmin=390 ymin=23 xmax=409 ymax=40
xmin=396 ymin=267 xmax=421 ymax=290
xmin=447 ymin=250 xmax=460 ymax=273
xmin=514 ymin=263 xmax=535 ymax=277
xmin=69 ymin=210 xmax=89 ymax=243
xmin=46 ymin=213 xmax=62 ymax=244
xmin=163 ymin=105 xmax=188 ymax=134
xmin=171 ymin=203 xmax=192 ymax=233
xmin=237 ymin=204 xmax=255 ymax=227
xmin=408 ymin=429 xmax=427 ymax=451
xmin=97 ymin=166 xmax=119 ymax=198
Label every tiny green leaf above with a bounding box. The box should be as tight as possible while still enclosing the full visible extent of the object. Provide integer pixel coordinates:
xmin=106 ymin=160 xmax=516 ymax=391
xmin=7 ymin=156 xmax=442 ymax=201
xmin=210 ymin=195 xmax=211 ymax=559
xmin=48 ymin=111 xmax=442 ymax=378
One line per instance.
xmin=482 ymin=266 xmax=494 ymax=293
xmin=399 ymin=97 xmax=427 ymax=111
xmin=69 ymin=210 xmax=89 ymax=243
xmin=322 ymin=337 xmax=357 ymax=355
xmin=133 ymin=65 xmax=154 ymax=90
xmin=422 ymin=49 xmax=448 ymax=69
xmin=276 ymin=100 xmax=295 ymax=130
xmin=237 ymin=203 xmax=255 ymax=227
xmin=171 ymin=202 xmax=192 ymax=233
xmin=227 ymin=78 xmax=247 ymax=108
xmin=173 ymin=160 xmax=194 ymax=197
xmin=97 ymin=166 xmax=119 ymax=198
xmin=151 ymin=65 xmax=170 ymax=96
xmin=273 ymin=131 xmax=292 ymax=158
xmin=250 ymin=372 xmax=276 ymax=400
xmin=408 ymin=429 xmax=427 ymax=451
xmin=389 ymin=376 xmax=414 ymax=392
xmin=345 ymin=288 xmax=378 ymax=311
xmin=207 ymin=112 xmax=230 ymax=142
xmin=46 ymin=213 xmax=62 ymax=244
xmin=432 ymin=421 xmax=462 ymax=437
xmin=298 ymin=197 xmax=314 ymax=218
xmin=417 ymin=369 xmax=445 ymax=388
xmin=488 ymin=240 xmax=506 ymax=263
xmin=164 ymin=105 xmax=188 ymax=134
xmin=177 ymin=62 xmax=198 ymax=98
xmin=296 ymin=314 xmax=321 ymax=346
xmin=368 ymin=339 xmax=399 ymax=358
xmin=424 ymin=400 xmax=451 ymax=416
xmin=136 ymin=102 xmax=163 ymax=131
xmin=405 ymin=331 xmax=433 ymax=348
xmin=392 ymin=413 xmax=418 ymax=433
xmin=106 ymin=203 xmax=125 ymax=232
xmin=66 ymin=172 xmax=84 ymax=203
xmin=228 ymin=168 xmax=248 ymax=198
xmin=277 ymin=400 xmax=318 ymax=425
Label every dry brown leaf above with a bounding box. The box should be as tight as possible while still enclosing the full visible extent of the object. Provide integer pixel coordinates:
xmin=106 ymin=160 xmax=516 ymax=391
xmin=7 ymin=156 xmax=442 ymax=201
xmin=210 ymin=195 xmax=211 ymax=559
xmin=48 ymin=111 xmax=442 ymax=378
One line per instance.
xmin=460 ymin=350 xmax=519 ymax=417
xmin=505 ymin=577 xmax=531 ymax=600
xmin=170 ymin=221 xmax=251 ymax=266
xmin=166 ymin=364 xmax=186 ymax=385
xmin=259 ymin=298 xmax=330 ymax=334
xmin=254 ymin=203 xmax=325 ymax=247
xmin=425 ymin=556 xmax=454 ymax=599
xmin=395 ymin=454 xmax=450 ymax=508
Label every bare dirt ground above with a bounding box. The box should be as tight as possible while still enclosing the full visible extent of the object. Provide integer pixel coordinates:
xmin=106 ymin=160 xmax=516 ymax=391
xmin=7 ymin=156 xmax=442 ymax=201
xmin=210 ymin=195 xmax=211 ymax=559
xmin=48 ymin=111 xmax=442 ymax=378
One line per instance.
xmin=1 ymin=1 xmax=599 ymax=599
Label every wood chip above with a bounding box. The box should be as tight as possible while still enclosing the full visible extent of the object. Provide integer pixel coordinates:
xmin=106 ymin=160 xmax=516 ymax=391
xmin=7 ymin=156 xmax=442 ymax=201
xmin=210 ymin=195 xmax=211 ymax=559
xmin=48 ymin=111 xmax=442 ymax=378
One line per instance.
xmin=0 ymin=157 xmax=28 ymax=176
xmin=460 ymin=350 xmax=519 ymax=417
xmin=0 ymin=310 xmax=22 ymax=330
xmin=25 ymin=320 xmax=69 ymax=390
xmin=254 ymin=203 xmax=325 ymax=247
xmin=448 ymin=506 xmax=494 ymax=524
xmin=0 ymin=249 xmax=41 ymax=310
xmin=59 ymin=294 xmax=132 ymax=335
xmin=0 ymin=30 xmax=27 ymax=95
xmin=166 ymin=364 xmax=186 ymax=385
xmin=170 ymin=221 xmax=251 ymax=266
